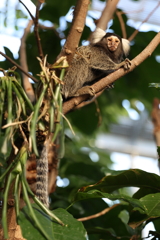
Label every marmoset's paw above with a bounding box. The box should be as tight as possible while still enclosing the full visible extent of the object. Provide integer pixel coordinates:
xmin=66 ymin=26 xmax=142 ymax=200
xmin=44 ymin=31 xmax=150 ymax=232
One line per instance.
xmin=123 ymin=58 xmax=131 ymax=70
xmin=74 ymin=86 xmax=96 ymax=97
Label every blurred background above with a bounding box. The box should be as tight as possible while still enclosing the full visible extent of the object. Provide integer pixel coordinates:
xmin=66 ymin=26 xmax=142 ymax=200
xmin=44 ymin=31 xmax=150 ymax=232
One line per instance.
xmin=1 ymin=0 xmax=160 ymax=238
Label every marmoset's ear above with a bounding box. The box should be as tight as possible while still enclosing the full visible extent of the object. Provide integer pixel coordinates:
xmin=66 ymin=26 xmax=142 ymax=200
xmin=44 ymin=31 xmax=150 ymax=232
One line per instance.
xmin=91 ymin=28 xmax=106 ymax=44
xmin=122 ymin=38 xmax=130 ymax=56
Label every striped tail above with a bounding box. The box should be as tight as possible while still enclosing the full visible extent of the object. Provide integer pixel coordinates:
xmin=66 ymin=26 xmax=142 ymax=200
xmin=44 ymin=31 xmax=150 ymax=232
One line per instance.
xmin=36 ymin=142 xmax=49 ymax=207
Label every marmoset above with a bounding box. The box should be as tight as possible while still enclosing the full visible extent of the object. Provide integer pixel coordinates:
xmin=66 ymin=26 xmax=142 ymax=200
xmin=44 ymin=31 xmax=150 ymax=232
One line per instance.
xmin=61 ymin=28 xmax=131 ymax=99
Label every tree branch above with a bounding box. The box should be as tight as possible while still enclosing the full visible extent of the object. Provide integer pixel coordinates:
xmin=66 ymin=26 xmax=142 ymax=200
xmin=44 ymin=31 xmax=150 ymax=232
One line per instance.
xmin=19 ymin=0 xmax=45 ymax=60
xmin=116 ymin=10 xmax=127 ymax=39
xmin=128 ymin=1 xmax=160 ymax=41
xmin=96 ymin=0 xmax=120 ymax=30
xmin=0 ymin=51 xmax=39 ymax=83
xmin=57 ymin=0 xmax=90 ymax=65
xmin=19 ymin=0 xmax=35 ymax=20
xmin=34 ymin=1 xmax=44 ymax=60
xmin=77 ymin=204 xmax=119 ymax=222
xmin=63 ymin=32 xmax=160 ymax=115
xmin=20 ymin=20 xmax=35 ymax=102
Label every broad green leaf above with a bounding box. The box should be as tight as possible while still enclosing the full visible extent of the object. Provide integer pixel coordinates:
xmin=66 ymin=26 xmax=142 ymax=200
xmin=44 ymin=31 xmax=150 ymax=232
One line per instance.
xmin=129 ymin=193 xmax=160 ymax=228
xmin=73 ymin=189 xmax=145 ymax=213
xmin=139 ymin=193 xmax=160 ymax=217
xmin=77 ymin=169 xmax=160 ymax=193
xmin=19 ymin=205 xmax=86 ymax=240
xmin=52 ymin=208 xmax=86 ymax=240
xmin=19 ymin=205 xmax=53 ymax=240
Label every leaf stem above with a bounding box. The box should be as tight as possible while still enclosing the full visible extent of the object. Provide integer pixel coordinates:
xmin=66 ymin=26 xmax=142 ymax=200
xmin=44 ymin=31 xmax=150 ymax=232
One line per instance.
xmin=21 ymin=180 xmax=52 ymax=240
xmin=2 ymin=173 xmax=15 ymax=239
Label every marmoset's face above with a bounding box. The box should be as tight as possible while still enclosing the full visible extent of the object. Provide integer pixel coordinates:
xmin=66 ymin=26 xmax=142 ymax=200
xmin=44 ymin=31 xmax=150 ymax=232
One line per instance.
xmin=106 ymin=36 xmax=120 ymax=52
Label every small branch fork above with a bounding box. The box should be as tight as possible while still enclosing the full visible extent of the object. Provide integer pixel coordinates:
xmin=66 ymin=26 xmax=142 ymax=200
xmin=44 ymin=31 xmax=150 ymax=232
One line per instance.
xmin=0 ymin=51 xmax=38 ymax=83
xmin=19 ymin=0 xmax=44 ymax=60
xmin=128 ymin=1 xmax=160 ymax=41
xmin=116 ymin=1 xmax=160 ymax=41
xmin=63 ymin=32 xmax=160 ymax=115
xmin=0 ymin=0 xmax=45 ymax=84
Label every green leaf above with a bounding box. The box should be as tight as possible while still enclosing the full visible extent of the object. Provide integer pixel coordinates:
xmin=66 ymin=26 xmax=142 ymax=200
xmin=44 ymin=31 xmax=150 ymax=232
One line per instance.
xmin=129 ymin=193 xmax=160 ymax=228
xmin=16 ymin=9 xmax=27 ymax=19
xmin=139 ymin=193 xmax=160 ymax=217
xmin=52 ymin=208 xmax=86 ymax=240
xmin=149 ymin=83 xmax=160 ymax=88
xmin=19 ymin=205 xmax=53 ymax=240
xmin=19 ymin=205 xmax=86 ymax=240
xmin=77 ymin=169 xmax=160 ymax=193
xmin=73 ymin=189 xmax=145 ymax=213
xmin=4 ymin=47 xmax=15 ymax=61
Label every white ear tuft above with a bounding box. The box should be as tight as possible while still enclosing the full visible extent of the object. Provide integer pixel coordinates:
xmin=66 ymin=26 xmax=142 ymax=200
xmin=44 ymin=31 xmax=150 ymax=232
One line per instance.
xmin=122 ymin=38 xmax=130 ymax=56
xmin=91 ymin=28 xmax=106 ymax=44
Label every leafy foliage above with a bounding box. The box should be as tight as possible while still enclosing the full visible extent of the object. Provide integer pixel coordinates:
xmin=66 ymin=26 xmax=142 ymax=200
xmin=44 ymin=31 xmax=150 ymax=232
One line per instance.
xmin=1 ymin=0 xmax=160 ymax=239
xmin=19 ymin=205 xmax=86 ymax=240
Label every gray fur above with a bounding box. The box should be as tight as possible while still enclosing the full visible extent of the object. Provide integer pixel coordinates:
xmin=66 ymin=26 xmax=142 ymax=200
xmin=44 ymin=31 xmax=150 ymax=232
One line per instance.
xmin=36 ymin=143 xmax=49 ymax=207
xmin=62 ymin=33 xmax=131 ymax=99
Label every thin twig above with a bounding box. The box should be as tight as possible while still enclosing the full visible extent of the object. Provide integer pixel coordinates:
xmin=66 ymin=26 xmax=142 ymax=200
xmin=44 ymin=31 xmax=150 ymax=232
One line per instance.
xmin=19 ymin=0 xmax=35 ymax=21
xmin=77 ymin=204 xmax=120 ymax=222
xmin=128 ymin=1 xmax=160 ymax=41
xmin=20 ymin=20 xmax=35 ymax=102
xmin=2 ymin=115 xmax=32 ymax=129
xmin=0 ymin=51 xmax=38 ymax=83
xmin=60 ymin=112 xmax=75 ymax=136
xmin=116 ymin=10 xmax=127 ymax=39
xmin=34 ymin=1 xmax=44 ymax=60
xmin=19 ymin=0 xmax=44 ymax=60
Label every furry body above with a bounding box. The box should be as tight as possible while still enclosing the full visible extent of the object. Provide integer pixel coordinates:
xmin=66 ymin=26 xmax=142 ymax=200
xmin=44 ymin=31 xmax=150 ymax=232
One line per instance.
xmin=62 ymin=32 xmax=130 ymax=99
